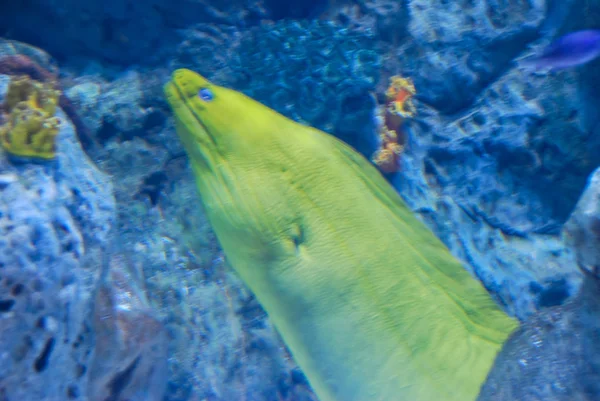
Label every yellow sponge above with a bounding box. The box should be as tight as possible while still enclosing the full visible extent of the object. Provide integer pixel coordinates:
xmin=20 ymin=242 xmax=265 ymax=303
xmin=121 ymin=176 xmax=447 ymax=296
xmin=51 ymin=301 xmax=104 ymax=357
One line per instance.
xmin=0 ymin=75 xmax=61 ymax=159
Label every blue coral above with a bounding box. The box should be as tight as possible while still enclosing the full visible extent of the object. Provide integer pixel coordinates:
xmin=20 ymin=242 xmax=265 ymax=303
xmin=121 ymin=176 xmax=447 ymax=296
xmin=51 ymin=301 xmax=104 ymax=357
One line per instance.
xmin=230 ymin=20 xmax=381 ymax=157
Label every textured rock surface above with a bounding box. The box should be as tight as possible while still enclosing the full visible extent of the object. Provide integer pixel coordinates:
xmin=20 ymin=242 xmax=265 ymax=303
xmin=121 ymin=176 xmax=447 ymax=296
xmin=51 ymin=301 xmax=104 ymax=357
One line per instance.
xmin=0 ymin=72 xmax=170 ymax=400
xmin=0 ymin=74 xmax=115 ymax=399
xmin=478 ymin=274 xmax=600 ymax=401
xmin=395 ymin=66 xmax=589 ymax=319
xmin=64 ymin=67 xmax=170 ymax=148
xmin=386 ymin=0 xmax=600 ymax=319
xmin=88 ymin=253 xmax=169 ymax=401
xmin=563 ymin=168 xmax=600 ymax=272
xmin=402 ymin=0 xmax=544 ymax=114
xmin=478 ymin=169 xmax=600 ymax=400
xmin=322 ymin=0 xmax=410 ymax=42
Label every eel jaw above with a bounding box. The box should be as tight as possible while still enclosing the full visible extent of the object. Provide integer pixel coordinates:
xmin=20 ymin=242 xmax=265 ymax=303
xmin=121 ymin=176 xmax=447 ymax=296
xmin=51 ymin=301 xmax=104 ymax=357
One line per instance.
xmin=164 ymin=80 xmax=220 ymax=175
xmin=165 ymin=78 xmax=214 ymax=143
xmin=164 ymin=81 xmax=186 ymax=114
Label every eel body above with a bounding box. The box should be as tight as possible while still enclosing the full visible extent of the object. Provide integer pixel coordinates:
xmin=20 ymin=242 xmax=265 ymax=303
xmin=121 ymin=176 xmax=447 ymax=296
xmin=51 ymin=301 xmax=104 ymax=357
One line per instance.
xmin=164 ymin=69 xmax=518 ymax=401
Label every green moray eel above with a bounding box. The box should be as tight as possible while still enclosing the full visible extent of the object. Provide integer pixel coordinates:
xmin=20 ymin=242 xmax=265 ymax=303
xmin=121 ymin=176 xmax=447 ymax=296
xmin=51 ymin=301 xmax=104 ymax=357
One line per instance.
xmin=164 ymin=69 xmax=518 ymax=401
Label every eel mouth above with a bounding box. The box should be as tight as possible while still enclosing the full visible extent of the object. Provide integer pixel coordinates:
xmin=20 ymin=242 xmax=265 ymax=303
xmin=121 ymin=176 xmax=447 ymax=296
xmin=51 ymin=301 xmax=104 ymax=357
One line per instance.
xmin=164 ymin=80 xmax=181 ymax=106
xmin=165 ymin=78 xmax=215 ymax=146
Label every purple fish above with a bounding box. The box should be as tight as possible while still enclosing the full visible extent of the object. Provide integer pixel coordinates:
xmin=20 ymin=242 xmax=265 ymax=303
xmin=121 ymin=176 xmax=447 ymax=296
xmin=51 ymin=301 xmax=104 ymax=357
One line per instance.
xmin=518 ymin=29 xmax=600 ymax=71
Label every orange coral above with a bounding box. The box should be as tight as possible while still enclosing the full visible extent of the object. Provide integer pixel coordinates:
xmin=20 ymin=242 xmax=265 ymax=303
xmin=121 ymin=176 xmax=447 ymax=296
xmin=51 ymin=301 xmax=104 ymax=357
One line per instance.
xmin=372 ymin=75 xmax=416 ymax=173
xmin=385 ymin=76 xmax=416 ymax=119
xmin=372 ymin=126 xmax=405 ymax=173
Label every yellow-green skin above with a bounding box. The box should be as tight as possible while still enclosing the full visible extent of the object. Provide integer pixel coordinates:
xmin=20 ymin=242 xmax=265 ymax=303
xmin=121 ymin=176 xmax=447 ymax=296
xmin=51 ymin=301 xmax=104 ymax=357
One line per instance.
xmin=165 ymin=69 xmax=518 ymax=401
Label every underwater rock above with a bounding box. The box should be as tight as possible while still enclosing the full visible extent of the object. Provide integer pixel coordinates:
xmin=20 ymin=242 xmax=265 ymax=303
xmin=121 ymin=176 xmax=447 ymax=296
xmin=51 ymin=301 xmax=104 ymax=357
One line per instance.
xmin=563 ymin=167 xmax=600 ymax=275
xmin=479 ymin=275 xmax=600 ymax=400
xmin=0 ymin=39 xmax=59 ymax=82
xmin=478 ymin=168 xmax=600 ymax=400
xmin=160 ymin=265 xmax=319 ymax=401
xmin=65 ymin=69 xmax=169 ymax=146
xmin=413 ymin=68 xmax=590 ymax=233
xmin=92 ymin=71 xmax=145 ymax=139
xmin=88 ymin=253 xmax=169 ymax=401
xmin=403 ymin=0 xmax=544 ymax=114
xmin=63 ymin=77 xmax=103 ymax=136
xmin=319 ymin=0 xmax=410 ymax=42
xmin=0 ymin=74 xmax=115 ymax=399
xmin=171 ymin=24 xmax=241 ymax=86
xmin=380 ymin=0 xmax=599 ymax=322
xmin=395 ymin=61 xmax=591 ymax=319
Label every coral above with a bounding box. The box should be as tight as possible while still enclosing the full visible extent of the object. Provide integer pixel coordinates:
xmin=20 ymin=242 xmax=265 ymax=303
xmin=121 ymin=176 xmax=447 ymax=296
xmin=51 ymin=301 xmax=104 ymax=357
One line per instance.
xmin=372 ymin=125 xmax=405 ymax=173
xmin=0 ymin=42 xmax=94 ymax=150
xmin=385 ymin=75 xmax=416 ymax=121
xmin=226 ymin=19 xmax=381 ymax=157
xmin=3 ymin=74 xmax=58 ymax=114
xmin=0 ymin=75 xmax=62 ymax=159
xmin=372 ymin=75 xmax=416 ymax=173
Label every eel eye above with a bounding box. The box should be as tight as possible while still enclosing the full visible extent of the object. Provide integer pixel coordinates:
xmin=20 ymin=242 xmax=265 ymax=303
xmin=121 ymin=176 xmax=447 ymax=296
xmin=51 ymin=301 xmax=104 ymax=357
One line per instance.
xmin=198 ymin=88 xmax=214 ymax=102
